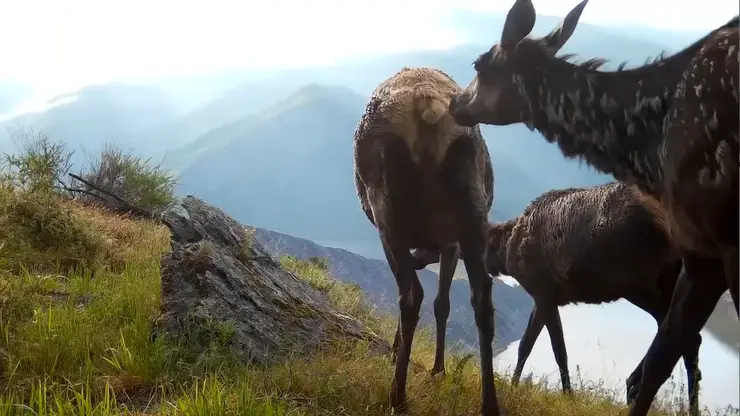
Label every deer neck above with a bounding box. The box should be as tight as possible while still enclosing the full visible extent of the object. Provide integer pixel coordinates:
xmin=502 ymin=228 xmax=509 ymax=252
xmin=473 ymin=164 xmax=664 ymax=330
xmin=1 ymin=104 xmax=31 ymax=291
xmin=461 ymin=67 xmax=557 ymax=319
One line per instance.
xmin=517 ymin=38 xmax=710 ymax=196
xmin=488 ymin=219 xmax=516 ymax=276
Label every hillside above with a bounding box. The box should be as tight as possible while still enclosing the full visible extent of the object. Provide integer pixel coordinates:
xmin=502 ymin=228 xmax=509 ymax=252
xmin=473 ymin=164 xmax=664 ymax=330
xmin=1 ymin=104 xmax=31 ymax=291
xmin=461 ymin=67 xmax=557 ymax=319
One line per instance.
xmin=0 ymin=83 xmax=179 ymax=160
xmin=250 ymin=226 xmax=534 ymax=354
xmin=174 ymin=84 xmax=378 ymax=247
xmin=0 ymin=181 xmax=699 ymax=415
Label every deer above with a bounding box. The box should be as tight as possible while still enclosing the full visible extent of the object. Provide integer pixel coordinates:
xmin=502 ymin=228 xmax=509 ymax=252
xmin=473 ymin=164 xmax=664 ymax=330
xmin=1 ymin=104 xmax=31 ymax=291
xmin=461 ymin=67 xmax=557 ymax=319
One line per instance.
xmin=411 ymin=182 xmax=702 ymax=414
xmin=353 ymin=67 xmax=499 ymax=415
xmin=445 ymin=1 xmax=739 ymax=414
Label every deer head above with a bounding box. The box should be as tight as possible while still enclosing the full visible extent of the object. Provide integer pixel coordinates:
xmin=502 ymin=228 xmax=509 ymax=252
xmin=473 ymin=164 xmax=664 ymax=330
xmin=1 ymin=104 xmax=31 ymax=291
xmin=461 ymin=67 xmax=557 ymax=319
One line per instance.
xmin=449 ymin=0 xmax=589 ymax=127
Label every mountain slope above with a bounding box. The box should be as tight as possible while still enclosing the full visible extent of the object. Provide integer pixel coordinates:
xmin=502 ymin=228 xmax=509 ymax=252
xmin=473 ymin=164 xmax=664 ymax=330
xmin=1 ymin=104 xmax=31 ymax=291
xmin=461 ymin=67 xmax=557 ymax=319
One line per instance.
xmin=175 ymin=84 xmax=375 ymax=245
xmin=251 ymin=226 xmax=534 ymax=353
xmin=0 ymin=83 xmax=179 ymax=162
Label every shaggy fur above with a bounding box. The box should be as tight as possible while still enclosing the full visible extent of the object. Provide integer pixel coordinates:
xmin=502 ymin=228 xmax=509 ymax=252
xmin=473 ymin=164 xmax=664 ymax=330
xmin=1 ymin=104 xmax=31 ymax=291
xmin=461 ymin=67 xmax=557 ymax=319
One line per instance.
xmin=411 ymin=183 xmax=700 ymax=402
xmin=446 ymin=1 xmax=738 ymax=414
xmin=353 ymin=67 xmax=499 ymax=414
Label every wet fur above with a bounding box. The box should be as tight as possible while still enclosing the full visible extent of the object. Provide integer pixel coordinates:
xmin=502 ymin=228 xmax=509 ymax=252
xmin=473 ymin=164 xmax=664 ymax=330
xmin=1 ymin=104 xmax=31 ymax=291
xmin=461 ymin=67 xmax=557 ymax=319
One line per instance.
xmin=500 ymin=183 xmax=679 ymax=303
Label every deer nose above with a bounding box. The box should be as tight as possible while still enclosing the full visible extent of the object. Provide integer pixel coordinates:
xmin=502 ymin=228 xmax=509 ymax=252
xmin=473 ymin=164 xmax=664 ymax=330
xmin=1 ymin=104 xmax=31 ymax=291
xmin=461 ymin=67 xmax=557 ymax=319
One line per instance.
xmin=448 ymin=96 xmax=459 ymax=115
xmin=448 ymin=96 xmax=477 ymax=127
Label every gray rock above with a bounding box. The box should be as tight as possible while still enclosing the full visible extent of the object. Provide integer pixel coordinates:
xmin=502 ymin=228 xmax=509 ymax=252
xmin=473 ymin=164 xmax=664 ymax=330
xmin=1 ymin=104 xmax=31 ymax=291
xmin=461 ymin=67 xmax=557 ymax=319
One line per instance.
xmin=156 ymin=195 xmax=389 ymax=365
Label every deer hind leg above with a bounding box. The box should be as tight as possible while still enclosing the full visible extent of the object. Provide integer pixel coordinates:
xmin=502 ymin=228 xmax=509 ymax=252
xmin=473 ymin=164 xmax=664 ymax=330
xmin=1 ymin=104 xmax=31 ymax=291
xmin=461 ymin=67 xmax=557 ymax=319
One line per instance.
xmin=379 ymin=231 xmax=424 ymax=412
xmin=512 ymin=303 xmax=546 ymax=386
xmin=431 ymin=244 xmax=460 ymax=377
xmin=624 ymin=263 xmax=702 ymax=416
xmin=544 ymin=305 xmax=571 ymax=394
xmin=628 ymin=255 xmax=726 ymax=416
xmin=459 ymin=222 xmax=500 ymax=416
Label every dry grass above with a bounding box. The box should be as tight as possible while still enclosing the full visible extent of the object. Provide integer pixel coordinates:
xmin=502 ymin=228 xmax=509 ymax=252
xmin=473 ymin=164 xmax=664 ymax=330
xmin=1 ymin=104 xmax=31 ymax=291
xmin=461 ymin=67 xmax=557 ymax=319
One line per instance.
xmin=0 ymin=191 xmax=734 ymax=415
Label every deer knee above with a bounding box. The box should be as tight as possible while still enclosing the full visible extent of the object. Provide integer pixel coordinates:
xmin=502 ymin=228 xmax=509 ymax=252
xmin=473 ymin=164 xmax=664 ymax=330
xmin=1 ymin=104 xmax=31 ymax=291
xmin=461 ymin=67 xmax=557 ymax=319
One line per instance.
xmin=399 ymin=280 xmax=424 ymax=316
xmin=433 ymin=295 xmax=450 ymax=319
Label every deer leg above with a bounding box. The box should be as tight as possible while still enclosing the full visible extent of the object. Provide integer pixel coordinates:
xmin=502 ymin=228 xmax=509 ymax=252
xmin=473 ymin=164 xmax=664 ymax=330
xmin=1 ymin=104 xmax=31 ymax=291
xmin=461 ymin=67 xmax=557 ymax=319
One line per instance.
xmin=626 ymin=291 xmax=703 ymax=415
xmin=391 ymin=319 xmax=400 ymax=364
xmin=624 ymin=262 xmax=702 ymax=416
xmin=380 ymin=233 xmax=424 ymax=412
xmin=393 ymin=247 xmax=437 ymax=363
xmin=411 ymin=247 xmax=442 ymax=270
xmin=544 ymin=306 xmax=571 ymax=394
xmin=682 ymin=332 xmax=702 ymax=416
xmin=512 ymin=303 xmax=546 ymax=386
xmin=629 ymin=255 xmax=726 ymax=416
xmin=431 ymin=244 xmax=460 ymax=377
xmin=460 ymin=221 xmax=501 ymax=416
xmin=722 ymin=246 xmax=739 ymax=315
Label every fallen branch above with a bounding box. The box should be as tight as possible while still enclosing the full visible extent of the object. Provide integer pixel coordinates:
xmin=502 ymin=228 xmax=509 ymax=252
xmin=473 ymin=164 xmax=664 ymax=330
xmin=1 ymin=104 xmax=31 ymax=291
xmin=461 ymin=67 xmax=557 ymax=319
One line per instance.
xmin=54 ymin=185 xmax=101 ymax=201
xmin=67 ymin=172 xmax=154 ymax=219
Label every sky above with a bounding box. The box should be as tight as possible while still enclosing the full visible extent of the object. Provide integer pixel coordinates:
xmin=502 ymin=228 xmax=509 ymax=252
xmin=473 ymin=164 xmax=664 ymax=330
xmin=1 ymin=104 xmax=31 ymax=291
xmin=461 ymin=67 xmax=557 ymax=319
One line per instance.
xmin=0 ymin=0 xmax=737 ymax=95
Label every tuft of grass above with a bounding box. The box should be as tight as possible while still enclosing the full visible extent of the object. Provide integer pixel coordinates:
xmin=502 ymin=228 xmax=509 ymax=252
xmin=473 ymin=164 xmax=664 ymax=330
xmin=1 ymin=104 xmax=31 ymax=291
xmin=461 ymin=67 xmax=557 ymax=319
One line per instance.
xmin=0 ymin=193 xmax=731 ymax=415
xmin=279 ymin=256 xmax=379 ymax=326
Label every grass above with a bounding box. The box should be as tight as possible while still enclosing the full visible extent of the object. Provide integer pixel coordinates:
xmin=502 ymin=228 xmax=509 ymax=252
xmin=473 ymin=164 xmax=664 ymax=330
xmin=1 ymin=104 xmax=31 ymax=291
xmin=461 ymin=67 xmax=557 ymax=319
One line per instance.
xmin=0 ymin=188 xmax=733 ymax=415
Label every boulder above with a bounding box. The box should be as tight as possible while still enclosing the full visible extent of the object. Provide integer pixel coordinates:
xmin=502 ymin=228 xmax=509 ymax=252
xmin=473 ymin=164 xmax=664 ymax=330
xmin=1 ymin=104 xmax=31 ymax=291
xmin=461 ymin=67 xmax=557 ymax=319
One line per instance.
xmin=156 ymin=196 xmax=388 ymax=364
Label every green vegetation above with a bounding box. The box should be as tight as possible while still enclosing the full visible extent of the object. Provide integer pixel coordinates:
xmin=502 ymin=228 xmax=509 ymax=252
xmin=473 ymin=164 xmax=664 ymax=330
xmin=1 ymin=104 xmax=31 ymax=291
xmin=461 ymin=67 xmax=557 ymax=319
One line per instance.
xmin=0 ymin=134 xmax=722 ymax=415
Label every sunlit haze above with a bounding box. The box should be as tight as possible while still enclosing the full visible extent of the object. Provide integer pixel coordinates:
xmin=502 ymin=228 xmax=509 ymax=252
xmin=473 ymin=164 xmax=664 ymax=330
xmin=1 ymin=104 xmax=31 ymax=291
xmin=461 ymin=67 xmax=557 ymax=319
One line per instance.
xmin=0 ymin=0 xmax=736 ymax=95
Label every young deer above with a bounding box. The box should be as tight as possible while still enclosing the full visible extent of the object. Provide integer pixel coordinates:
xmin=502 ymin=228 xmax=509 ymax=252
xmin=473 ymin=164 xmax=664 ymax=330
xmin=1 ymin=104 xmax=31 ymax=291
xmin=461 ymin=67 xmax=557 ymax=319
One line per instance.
xmin=412 ymin=183 xmax=700 ymax=412
xmin=353 ymin=67 xmax=498 ymax=414
xmin=446 ymin=1 xmax=738 ymax=414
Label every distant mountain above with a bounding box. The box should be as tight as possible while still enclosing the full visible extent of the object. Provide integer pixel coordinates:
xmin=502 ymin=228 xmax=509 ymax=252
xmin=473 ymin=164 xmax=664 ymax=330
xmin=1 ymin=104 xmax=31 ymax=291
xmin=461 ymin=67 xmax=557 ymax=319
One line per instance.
xmin=2 ymin=17 xmax=704 ymax=168
xmin=0 ymin=83 xmax=178 ymax=164
xmin=251 ymin=226 xmax=535 ymax=354
xmin=153 ymin=16 xmax=694 ymax=161
xmin=154 ymin=79 xmax=315 ymax=163
xmin=173 ymin=82 xmax=609 ymax=258
xmin=175 ymin=84 xmax=376 ymax=246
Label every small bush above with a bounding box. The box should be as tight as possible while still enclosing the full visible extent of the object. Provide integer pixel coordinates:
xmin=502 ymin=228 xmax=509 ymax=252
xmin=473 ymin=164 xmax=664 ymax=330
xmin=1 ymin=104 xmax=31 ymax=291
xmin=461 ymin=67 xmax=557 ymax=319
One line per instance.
xmin=75 ymin=142 xmax=176 ymax=213
xmin=0 ymin=128 xmax=73 ymax=194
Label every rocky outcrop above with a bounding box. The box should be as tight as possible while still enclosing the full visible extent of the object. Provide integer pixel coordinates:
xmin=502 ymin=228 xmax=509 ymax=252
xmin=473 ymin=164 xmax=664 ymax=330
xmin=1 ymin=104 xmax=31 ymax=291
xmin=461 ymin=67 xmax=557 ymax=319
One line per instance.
xmin=156 ymin=196 xmax=388 ymax=365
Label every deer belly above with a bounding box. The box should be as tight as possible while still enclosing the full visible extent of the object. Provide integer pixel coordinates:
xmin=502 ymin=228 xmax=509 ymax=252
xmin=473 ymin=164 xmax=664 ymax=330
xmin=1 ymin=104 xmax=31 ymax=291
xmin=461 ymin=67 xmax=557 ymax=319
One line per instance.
xmin=407 ymin=204 xmax=462 ymax=247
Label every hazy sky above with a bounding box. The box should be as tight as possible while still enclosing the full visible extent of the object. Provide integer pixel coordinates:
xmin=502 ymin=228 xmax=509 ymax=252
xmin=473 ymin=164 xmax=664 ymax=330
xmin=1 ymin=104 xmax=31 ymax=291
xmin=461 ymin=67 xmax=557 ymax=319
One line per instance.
xmin=0 ymin=0 xmax=736 ymax=93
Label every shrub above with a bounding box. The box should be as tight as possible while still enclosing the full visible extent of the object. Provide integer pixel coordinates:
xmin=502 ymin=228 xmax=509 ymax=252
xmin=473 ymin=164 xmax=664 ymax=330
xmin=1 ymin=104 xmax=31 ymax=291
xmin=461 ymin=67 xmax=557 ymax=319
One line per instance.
xmin=74 ymin=142 xmax=177 ymax=213
xmin=0 ymin=128 xmax=73 ymax=195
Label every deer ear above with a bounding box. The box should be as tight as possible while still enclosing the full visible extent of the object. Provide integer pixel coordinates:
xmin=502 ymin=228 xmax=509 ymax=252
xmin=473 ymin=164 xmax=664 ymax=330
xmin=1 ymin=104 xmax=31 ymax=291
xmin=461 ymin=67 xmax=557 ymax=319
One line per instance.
xmin=500 ymin=0 xmax=536 ymax=49
xmin=542 ymin=0 xmax=589 ymax=53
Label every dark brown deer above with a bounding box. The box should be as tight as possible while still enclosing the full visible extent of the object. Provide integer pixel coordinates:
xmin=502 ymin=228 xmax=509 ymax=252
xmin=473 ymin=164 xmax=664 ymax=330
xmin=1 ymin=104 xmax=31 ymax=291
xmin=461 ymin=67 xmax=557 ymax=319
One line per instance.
xmin=353 ymin=67 xmax=498 ymax=415
xmin=411 ymin=182 xmax=702 ymax=414
xmin=446 ymin=1 xmax=738 ymax=414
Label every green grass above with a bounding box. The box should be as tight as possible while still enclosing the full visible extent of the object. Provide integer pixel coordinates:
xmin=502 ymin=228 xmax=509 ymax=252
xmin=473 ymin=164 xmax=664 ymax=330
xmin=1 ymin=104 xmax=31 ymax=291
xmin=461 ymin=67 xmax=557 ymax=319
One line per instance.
xmin=0 ymin=188 xmax=731 ymax=415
